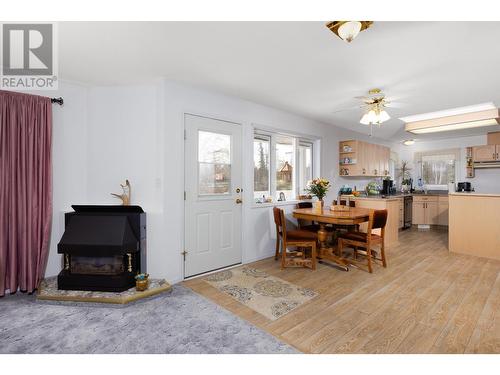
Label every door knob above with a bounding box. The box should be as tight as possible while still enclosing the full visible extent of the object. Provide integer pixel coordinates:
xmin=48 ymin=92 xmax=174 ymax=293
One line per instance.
xmin=236 ymin=198 xmax=243 ymax=204
xmin=236 ymin=188 xmax=242 ymax=193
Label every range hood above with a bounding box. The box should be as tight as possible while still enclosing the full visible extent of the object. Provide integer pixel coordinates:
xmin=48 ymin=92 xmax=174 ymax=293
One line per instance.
xmin=473 ymin=161 xmax=500 ymax=169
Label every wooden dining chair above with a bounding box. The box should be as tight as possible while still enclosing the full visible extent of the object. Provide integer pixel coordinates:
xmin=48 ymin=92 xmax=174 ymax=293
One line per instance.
xmin=332 ymin=199 xmax=358 ymax=232
xmin=273 ymin=207 xmax=317 ymax=270
xmin=333 ymin=199 xmax=356 ymax=208
xmin=295 ymin=201 xmax=320 ymax=232
xmin=337 ymin=209 xmax=388 ymax=273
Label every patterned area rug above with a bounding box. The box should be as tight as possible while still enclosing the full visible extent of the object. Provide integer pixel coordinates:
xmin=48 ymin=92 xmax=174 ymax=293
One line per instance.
xmin=204 ymin=267 xmax=318 ymax=320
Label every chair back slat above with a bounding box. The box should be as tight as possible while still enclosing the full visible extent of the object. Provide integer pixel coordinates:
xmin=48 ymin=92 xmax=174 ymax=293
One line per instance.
xmin=295 ymin=202 xmax=314 ymax=228
xmin=372 ymin=209 xmax=388 ymax=229
xmin=273 ymin=207 xmax=287 ymax=241
xmin=296 ymin=201 xmax=313 ymax=209
xmin=333 ymin=199 xmax=356 ymax=207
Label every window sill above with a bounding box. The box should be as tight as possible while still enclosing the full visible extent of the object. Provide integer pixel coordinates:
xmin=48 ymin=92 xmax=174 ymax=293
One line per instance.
xmin=251 ymin=200 xmax=306 ymax=209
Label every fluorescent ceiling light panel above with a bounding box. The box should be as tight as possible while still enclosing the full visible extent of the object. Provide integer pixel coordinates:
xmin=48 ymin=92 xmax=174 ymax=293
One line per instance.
xmin=402 ymin=104 xmax=500 ymax=134
xmin=409 ymin=119 xmax=499 ymax=134
xmin=400 ymin=102 xmax=496 ymax=123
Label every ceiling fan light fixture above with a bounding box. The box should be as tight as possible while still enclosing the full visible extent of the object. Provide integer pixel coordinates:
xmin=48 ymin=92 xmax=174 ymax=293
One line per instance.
xmin=378 ymin=110 xmax=391 ymax=123
xmin=326 ymin=21 xmax=373 ymax=43
xmin=360 ymin=110 xmax=373 ymax=125
xmin=338 ymin=21 xmax=362 ymax=43
xmin=360 ymin=106 xmax=390 ymax=125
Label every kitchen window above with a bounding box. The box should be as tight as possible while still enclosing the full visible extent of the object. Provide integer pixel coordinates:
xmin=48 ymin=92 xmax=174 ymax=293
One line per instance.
xmin=253 ymin=130 xmax=316 ymax=202
xmin=416 ymin=149 xmax=459 ymax=190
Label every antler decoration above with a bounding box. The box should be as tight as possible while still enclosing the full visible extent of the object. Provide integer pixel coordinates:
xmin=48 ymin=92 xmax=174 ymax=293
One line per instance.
xmin=111 ymin=179 xmax=131 ymax=205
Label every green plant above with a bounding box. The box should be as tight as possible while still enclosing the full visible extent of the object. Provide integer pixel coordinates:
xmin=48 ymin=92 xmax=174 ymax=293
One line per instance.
xmin=399 ymin=160 xmax=412 ymax=184
xmin=305 ymin=178 xmax=330 ymax=200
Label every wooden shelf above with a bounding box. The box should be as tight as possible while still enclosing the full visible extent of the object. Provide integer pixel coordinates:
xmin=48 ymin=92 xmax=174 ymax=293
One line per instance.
xmin=339 ymin=140 xmax=390 ymax=178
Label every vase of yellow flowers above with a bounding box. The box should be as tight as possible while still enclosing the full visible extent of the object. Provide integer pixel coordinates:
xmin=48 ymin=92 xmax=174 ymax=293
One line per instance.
xmin=305 ymin=178 xmax=330 ymax=207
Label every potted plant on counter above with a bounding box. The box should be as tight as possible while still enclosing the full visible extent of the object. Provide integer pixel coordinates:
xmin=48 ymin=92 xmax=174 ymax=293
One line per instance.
xmin=305 ymin=178 xmax=330 ymax=207
xmin=399 ymin=160 xmax=412 ymax=193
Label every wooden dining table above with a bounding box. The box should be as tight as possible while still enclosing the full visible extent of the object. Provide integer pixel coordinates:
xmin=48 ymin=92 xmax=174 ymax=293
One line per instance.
xmin=292 ymin=206 xmax=371 ymax=271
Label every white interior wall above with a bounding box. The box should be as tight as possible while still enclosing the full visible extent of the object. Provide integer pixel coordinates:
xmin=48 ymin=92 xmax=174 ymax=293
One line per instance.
xmin=160 ymin=80 xmax=397 ymax=282
xmin=395 ymin=134 xmax=500 ymax=193
xmin=41 ymin=79 xmax=399 ymax=284
xmin=37 ymin=81 xmax=89 ymax=277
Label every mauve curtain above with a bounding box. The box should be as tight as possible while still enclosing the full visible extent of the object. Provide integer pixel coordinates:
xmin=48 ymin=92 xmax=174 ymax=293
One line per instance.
xmin=0 ymin=90 xmax=53 ymax=297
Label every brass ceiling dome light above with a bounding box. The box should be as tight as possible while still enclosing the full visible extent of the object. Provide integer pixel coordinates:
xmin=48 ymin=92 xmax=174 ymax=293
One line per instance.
xmin=326 ymin=21 xmax=373 ymax=43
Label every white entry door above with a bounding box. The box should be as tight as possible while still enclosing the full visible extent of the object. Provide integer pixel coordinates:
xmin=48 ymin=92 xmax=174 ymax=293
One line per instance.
xmin=184 ymin=114 xmax=243 ymax=278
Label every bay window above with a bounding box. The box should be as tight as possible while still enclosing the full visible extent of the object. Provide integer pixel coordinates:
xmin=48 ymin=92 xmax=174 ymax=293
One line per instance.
xmin=253 ymin=130 xmax=315 ymax=203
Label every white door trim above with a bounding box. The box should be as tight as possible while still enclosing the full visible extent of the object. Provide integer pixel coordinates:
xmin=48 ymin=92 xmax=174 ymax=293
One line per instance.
xmin=182 ymin=111 xmax=246 ymax=279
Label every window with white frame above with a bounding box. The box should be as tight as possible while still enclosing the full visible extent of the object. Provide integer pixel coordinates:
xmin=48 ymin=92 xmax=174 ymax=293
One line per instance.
xmin=253 ymin=134 xmax=271 ymax=199
xmin=416 ymin=149 xmax=459 ymax=190
xmin=253 ymin=130 xmax=315 ymax=202
xmin=297 ymin=141 xmax=313 ymax=194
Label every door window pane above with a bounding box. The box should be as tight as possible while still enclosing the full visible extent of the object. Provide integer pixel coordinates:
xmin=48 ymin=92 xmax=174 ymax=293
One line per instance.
xmin=298 ymin=142 xmax=313 ymax=195
xmin=276 ymin=136 xmax=294 ymax=201
xmin=253 ymin=135 xmax=270 ymax=199
xmin=198 ymin=131 xmax=231 ymax=195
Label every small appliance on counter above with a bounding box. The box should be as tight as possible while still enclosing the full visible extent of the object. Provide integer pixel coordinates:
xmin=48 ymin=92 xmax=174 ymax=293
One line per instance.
xmin=338 ymin=185 xmax=353 ymax=195
xmin=456 ymin=182 xmax=473 ymax=192
xmin=382 ymin=179 xmax=396 ymax=195
xmin=366 ymin=181 xmax=380 ymax=196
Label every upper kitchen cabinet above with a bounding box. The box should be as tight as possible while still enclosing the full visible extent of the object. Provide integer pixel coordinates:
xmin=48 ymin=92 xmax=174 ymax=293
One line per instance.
xmin=339 ymin=140 xmax=390 ymax=177
xmin=472 ymin=145 xmax=498 ymax=162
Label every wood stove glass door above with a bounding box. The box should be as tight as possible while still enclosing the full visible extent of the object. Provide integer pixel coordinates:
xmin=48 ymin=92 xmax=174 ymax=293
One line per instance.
xmin=184 ymin=114 xmax=243 ymax=278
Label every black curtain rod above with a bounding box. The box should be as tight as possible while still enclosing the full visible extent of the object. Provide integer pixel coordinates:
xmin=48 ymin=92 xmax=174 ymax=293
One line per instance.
xmin=51 ymin=97 xmax=64 ymax=105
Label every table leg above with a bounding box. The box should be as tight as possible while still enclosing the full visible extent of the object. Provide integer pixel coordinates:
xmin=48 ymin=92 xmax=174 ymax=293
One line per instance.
xmin=317 ymin=223 xmax=349 ymax=271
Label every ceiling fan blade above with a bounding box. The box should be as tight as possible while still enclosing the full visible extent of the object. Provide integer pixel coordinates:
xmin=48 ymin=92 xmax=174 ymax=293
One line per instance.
xmin=332 ymin=105 xmax=364 ymax=114
xmin=384 ymin=102 xmax=407 ymax=108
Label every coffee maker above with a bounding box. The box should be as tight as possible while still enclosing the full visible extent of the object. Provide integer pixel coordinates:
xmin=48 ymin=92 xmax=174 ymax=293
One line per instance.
xmin=382 ymin=179 xmax=396 ymax=195
xmin=456 ymin=182 xmax=472 ymax=192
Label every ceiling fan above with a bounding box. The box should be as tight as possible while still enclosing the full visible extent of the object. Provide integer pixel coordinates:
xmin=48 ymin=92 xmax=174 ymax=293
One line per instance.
xmin=332 ymin=88 xmax=406 ymax=135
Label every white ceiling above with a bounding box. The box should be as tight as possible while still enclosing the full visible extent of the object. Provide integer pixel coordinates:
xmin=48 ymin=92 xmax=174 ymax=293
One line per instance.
xmin=58 ymin=21 xmax=500 ymax=141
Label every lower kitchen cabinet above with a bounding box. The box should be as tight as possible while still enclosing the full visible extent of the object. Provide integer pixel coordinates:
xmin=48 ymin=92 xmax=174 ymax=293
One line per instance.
xmin=412 ymin=195 xmax=446 ymax=226
xmin=412 ymin=201 xmax=426 ymax=225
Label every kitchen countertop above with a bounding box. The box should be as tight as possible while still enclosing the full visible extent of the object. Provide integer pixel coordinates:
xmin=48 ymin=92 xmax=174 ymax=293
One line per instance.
xmin=344 ymin=195 xmax=403 ymax=201
xmin=341 ymin=192 xmax=449 ymax=201
xmin=449 ymin=192 xmax=500 ymax=198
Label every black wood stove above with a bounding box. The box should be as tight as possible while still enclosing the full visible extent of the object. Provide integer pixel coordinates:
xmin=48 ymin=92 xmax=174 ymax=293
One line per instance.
xmin=57 ymin=205 xmax=146 ymax=292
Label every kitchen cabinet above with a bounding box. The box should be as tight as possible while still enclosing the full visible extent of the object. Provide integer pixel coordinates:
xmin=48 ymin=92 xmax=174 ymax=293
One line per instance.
xmin=487 ymin=131 xmax=500 ymax=145
xmin=426 ymin=201 xmax=439 ymax=225
xmin=412 ymin=201 xmax=426 ymax=225
xmin=398 ymin=197 xmax=404 ymax=229
xmin=367 ymin=144 xmax=378 ymax=176
xmin=472 ymin=145 xmax=498 ymax=162
xmin=412 ymin=196 xmax=442 ymax=225
xmin=339 ymin=140 xmax=390 ymax=177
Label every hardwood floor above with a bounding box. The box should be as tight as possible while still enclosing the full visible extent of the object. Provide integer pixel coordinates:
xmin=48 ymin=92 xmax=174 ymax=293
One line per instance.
xmin=184 ymin=227 xmax=500 ymax=353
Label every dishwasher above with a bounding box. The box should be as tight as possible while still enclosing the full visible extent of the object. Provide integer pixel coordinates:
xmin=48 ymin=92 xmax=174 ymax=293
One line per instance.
xmin=403 ymin=195 xmax=413 ymax=229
